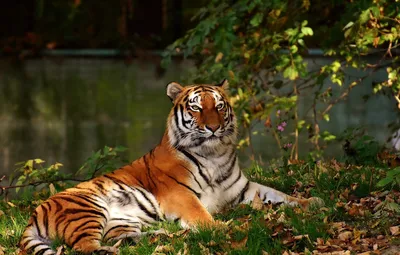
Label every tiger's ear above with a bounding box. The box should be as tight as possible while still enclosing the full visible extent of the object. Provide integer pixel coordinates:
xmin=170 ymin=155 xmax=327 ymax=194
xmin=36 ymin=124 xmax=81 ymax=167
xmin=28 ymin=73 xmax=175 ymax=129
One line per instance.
xmin=166 ymin=82 xmax=184 ymax=102
xmin=217 ymin=79 xmax=229 ymax=91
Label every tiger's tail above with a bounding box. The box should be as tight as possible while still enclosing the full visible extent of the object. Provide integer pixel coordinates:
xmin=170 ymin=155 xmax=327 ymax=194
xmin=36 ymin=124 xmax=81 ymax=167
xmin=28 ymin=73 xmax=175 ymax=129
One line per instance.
xmin=19 ymin=216 xmax=56 ymax=255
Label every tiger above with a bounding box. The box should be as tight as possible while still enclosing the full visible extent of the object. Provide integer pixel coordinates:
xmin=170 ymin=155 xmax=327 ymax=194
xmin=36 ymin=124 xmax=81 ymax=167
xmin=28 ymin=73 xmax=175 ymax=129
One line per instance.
xmin=19 ymin=80 xmax=322 ymax=255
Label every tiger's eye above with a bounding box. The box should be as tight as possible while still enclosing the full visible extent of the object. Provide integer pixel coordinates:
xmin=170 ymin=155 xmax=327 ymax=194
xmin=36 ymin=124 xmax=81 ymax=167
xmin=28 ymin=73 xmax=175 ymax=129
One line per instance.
xmin=191 ymin=105 xmax=201 ymax=111
xmin=216 ymin=103 xmax=224 ymax=110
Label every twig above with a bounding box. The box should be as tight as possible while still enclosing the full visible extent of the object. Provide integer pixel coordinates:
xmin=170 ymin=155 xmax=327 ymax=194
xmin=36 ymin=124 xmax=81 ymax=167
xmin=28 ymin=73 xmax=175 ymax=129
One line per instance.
xmin=291 ymin=81 xmax=299 ymax=160
xmin=0 ymin=177 xmax=87 ymax=196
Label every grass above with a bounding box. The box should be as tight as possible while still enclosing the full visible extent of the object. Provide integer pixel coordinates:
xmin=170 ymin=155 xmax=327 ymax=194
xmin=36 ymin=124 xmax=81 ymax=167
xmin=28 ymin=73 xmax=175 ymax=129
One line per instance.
xmin=0 ymin=159 xmax=399 ymax=254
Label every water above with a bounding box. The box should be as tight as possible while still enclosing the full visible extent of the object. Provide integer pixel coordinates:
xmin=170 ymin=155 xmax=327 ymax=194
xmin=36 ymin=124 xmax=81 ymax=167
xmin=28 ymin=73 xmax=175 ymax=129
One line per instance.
xmin=0 ymin=57 xmax=191 ymax=177
xmin=0 ymin=56 xmax=399 ymax=178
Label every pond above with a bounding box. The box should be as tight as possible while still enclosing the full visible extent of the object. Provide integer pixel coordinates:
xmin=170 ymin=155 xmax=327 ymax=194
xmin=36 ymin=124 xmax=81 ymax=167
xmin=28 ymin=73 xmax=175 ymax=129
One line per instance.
xmin=0 ymin=56 xmax=398 ymax=178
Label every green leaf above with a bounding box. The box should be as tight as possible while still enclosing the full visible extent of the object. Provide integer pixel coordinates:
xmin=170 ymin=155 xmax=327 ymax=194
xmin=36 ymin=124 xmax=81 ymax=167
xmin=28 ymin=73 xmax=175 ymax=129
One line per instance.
xmin=290 ymin=45 xmax=298 ymax=53
xmin=301 ymin=27 xmax=313 ymax=36
xmin=359 ymin=9 xmax=370 ymax=24
xmin=283 ymin=66 xmax=299 ymax=80
xmin=343 ymin=21 xmax=354 ymax=30
xmin=250 ymin=13 xmax=264 ymax=27
xmin=331 ymin=61 xmax=341 ymax=72
xmin=297 ymin=39 xmax=305 ymax=47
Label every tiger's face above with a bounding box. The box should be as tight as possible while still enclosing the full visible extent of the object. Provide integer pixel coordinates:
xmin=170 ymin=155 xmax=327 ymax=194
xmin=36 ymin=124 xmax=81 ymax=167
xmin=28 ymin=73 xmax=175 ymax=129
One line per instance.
xmin=166 ymin=80 xmax=236 ymax=150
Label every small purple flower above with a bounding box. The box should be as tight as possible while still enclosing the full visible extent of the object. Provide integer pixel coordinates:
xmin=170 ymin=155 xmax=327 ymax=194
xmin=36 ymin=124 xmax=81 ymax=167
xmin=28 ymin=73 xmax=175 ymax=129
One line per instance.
xmin=277 ymin=125 xmax=284 ymax=132
xmin=283 ymin=143 xmax=292 ymax=149
xmin=276 ymin=110 xmax=281 ymax=116
xmin=281 ymin=121 xmax=287 ymax=127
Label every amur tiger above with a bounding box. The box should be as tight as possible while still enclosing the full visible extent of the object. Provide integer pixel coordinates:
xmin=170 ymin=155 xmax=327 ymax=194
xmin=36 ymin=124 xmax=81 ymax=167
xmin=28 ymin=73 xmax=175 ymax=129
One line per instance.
xmin=19 ymin=80 xmax=322 ymax=255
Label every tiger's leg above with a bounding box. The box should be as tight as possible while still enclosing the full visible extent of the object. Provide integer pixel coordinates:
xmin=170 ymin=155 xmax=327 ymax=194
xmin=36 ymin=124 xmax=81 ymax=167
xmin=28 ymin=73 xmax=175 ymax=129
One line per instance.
xmin=66 ymin=219 xmax=118 ymax=255
xmin=158 ymin=189 xmax=214 ymax=228
xmin=239 ymin=181 xmax=323 ymax=209
xmin=102 ymin=219 xmax=143 ymax=244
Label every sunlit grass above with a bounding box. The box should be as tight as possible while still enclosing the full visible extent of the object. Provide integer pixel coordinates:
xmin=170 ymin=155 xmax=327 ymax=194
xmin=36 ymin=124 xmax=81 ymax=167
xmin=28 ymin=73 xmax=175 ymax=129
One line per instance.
xmin=0 ymin=160 xmax=398 ymax=254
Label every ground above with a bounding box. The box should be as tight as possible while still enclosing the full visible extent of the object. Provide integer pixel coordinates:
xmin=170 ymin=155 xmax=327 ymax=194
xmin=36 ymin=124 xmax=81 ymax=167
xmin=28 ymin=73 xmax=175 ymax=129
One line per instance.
xmin=0 ymin=159 xmax=399 ymax=255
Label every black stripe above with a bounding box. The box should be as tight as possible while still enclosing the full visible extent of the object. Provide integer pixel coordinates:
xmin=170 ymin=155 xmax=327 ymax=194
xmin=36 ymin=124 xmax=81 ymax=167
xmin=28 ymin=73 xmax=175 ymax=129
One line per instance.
xmin=165 ymin=173 xmax=201 ymax=198
xmin=238 ymin=181 xmax=250 ymax=204
xmin=132 ymin=195 xmax=158 ymax=220
xmin=103 ymin=225 xmax=138 ymax=240
xmin=143 ymin=155 xmax=157 ymax=188
xmin=63 ymin=208 xmax=106 ymax=219
xmin=179 ymin=163 xmax=203 ymax=189
xmin=110 ymin=218 xmax=140 ymax=224
xmin=224 ymin=171 xmax=242 ymax=191
xmin=62 ymin=218 xmax=101 ymax=239
xmin=70 ymin=232 xmax=93 ymax=247
xmin=41 ymin=204 xmax=49 ymax=237
xmin=34 ymin=246 xmax=51 ymax=255
xmin=28 ymin=243 xmax=45 ymax=252
xmin=58 ymin=195 xmax=106 ymax=212
xmin=103 ymin=175 xmax=126 ymax=190
xmin=177 ymin=148 xmax=211 ymax=186
xmin=92 ymin=181 xmax=107 ymax=195
xmin=135 ymin=188 xmax=159 ymax=216
xmin=179 ymin=105 xmax=191 ymax=128
xmin=73 ymin=193 xmax=108 ymax=212
xmin=216 ymin=156 xmax=237 ymax=184
xmin=32 ymin=213 xmax=42 ymax=238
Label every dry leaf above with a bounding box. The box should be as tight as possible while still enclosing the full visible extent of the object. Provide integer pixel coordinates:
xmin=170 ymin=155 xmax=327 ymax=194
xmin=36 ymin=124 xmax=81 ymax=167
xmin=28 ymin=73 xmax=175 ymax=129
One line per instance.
xmin=0 ymin=245 xmax=5 ymax=255
xmin=231 ymin=236 xmax=248 ymax=249
xmin=262 ymin=251 xmax=269 ymax=255
xmin=338 ymin=231 xmax=352 ymax=241
xmin=49 ymin=183 xmax=57 ymax=196
xmin=198 ymin=243 xmax=211 ymax=255
xmin=215 ymin=52 xmax=224 ymax=63
xmin=55 ymin=245 xmax=65 ymax=255
xmin=177 ymin=242 xmax=189 ymax=255
xmin=7 ymin=202 xmax=16 ymax=208
xmin=390 ymin=225 xmax=399 ymax=236
xmin=252 ymin=190 xmax=264 ymax=211
xmin=153 ymin=244 xmax=174 ymax=254
xmin=0 ymin=210 xmax=4 ymax=217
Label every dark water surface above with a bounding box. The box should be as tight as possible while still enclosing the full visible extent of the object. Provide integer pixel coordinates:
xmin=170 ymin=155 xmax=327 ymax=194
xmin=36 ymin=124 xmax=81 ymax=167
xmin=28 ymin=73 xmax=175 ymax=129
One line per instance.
xmin=0 ymin=57 xmax=399 ymax=178
xmin=0 ymin=58 xmax=190 ymax=177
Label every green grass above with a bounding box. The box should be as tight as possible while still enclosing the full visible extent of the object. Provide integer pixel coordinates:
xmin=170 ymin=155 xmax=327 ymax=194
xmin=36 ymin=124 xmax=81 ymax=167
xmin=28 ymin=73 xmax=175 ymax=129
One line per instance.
xmin=1 ymin=160 xmax=399 ymax=254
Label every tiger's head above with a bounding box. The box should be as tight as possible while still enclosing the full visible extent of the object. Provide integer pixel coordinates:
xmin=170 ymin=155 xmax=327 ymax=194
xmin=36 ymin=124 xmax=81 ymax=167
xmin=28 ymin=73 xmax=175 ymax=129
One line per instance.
xmin=165 ymin=80 xmax=236 ymax=151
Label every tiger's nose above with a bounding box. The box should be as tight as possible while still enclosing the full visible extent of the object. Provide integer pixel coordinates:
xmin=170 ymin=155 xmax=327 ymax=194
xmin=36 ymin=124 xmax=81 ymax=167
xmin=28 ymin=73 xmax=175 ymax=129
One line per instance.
xmin=205 ymin=124 xmax=220 ymax=132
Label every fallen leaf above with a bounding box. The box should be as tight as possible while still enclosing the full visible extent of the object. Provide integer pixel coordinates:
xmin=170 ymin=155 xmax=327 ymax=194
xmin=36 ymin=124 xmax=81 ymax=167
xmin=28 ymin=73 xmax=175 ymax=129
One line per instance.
xmin=55 ymin=245 xmax=65 ymax=255
xmin=231 ymin=236 xmax=248 ymax=249
xmin=198 ymin=243 xmax=211 ymax=255
xmin=0 ymin=210 xmax=4 ymax=217
xmin=0 ymin=245 xmax=5 ymax=255
xmin=49 ymin=183 xmax=57 ymax=196
xmin=338 ymin=231 xmax=352 ymax=241
xmin=177 ymin=242 xmax=189 ymax=255
xmin=215 ymin=52 xmax=224 ymax=63
xmin=7 ymin=202 xmax=16 ymax=208
xmin=251 ymin=190 xmax=263 ymax=211
xmin=390 ymin=225 xmax=399 ymax=236
xmin=153 ymin=244 xmax=174 ymax=254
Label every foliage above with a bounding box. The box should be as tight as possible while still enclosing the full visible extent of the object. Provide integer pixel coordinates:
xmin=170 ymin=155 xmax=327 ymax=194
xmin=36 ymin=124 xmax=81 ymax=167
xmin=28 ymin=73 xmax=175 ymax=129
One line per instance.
xmin=76 ymin=145 xmax=128 ymax=179
xmin=162 ymin=0 xmax=400 ymax=160
xmin=1 ymin=146 xmax=127 ymax=200
xmin=377 ymin=167 xmax=400 ymax=188
xmin=340 ymin=127 xmax=382 ymax=165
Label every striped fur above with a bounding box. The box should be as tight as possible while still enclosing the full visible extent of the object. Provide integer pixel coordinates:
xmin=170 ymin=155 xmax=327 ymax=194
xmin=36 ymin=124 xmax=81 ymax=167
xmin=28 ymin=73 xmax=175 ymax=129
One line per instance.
xmin=19 ymin=80 xmax=320 ymax=255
